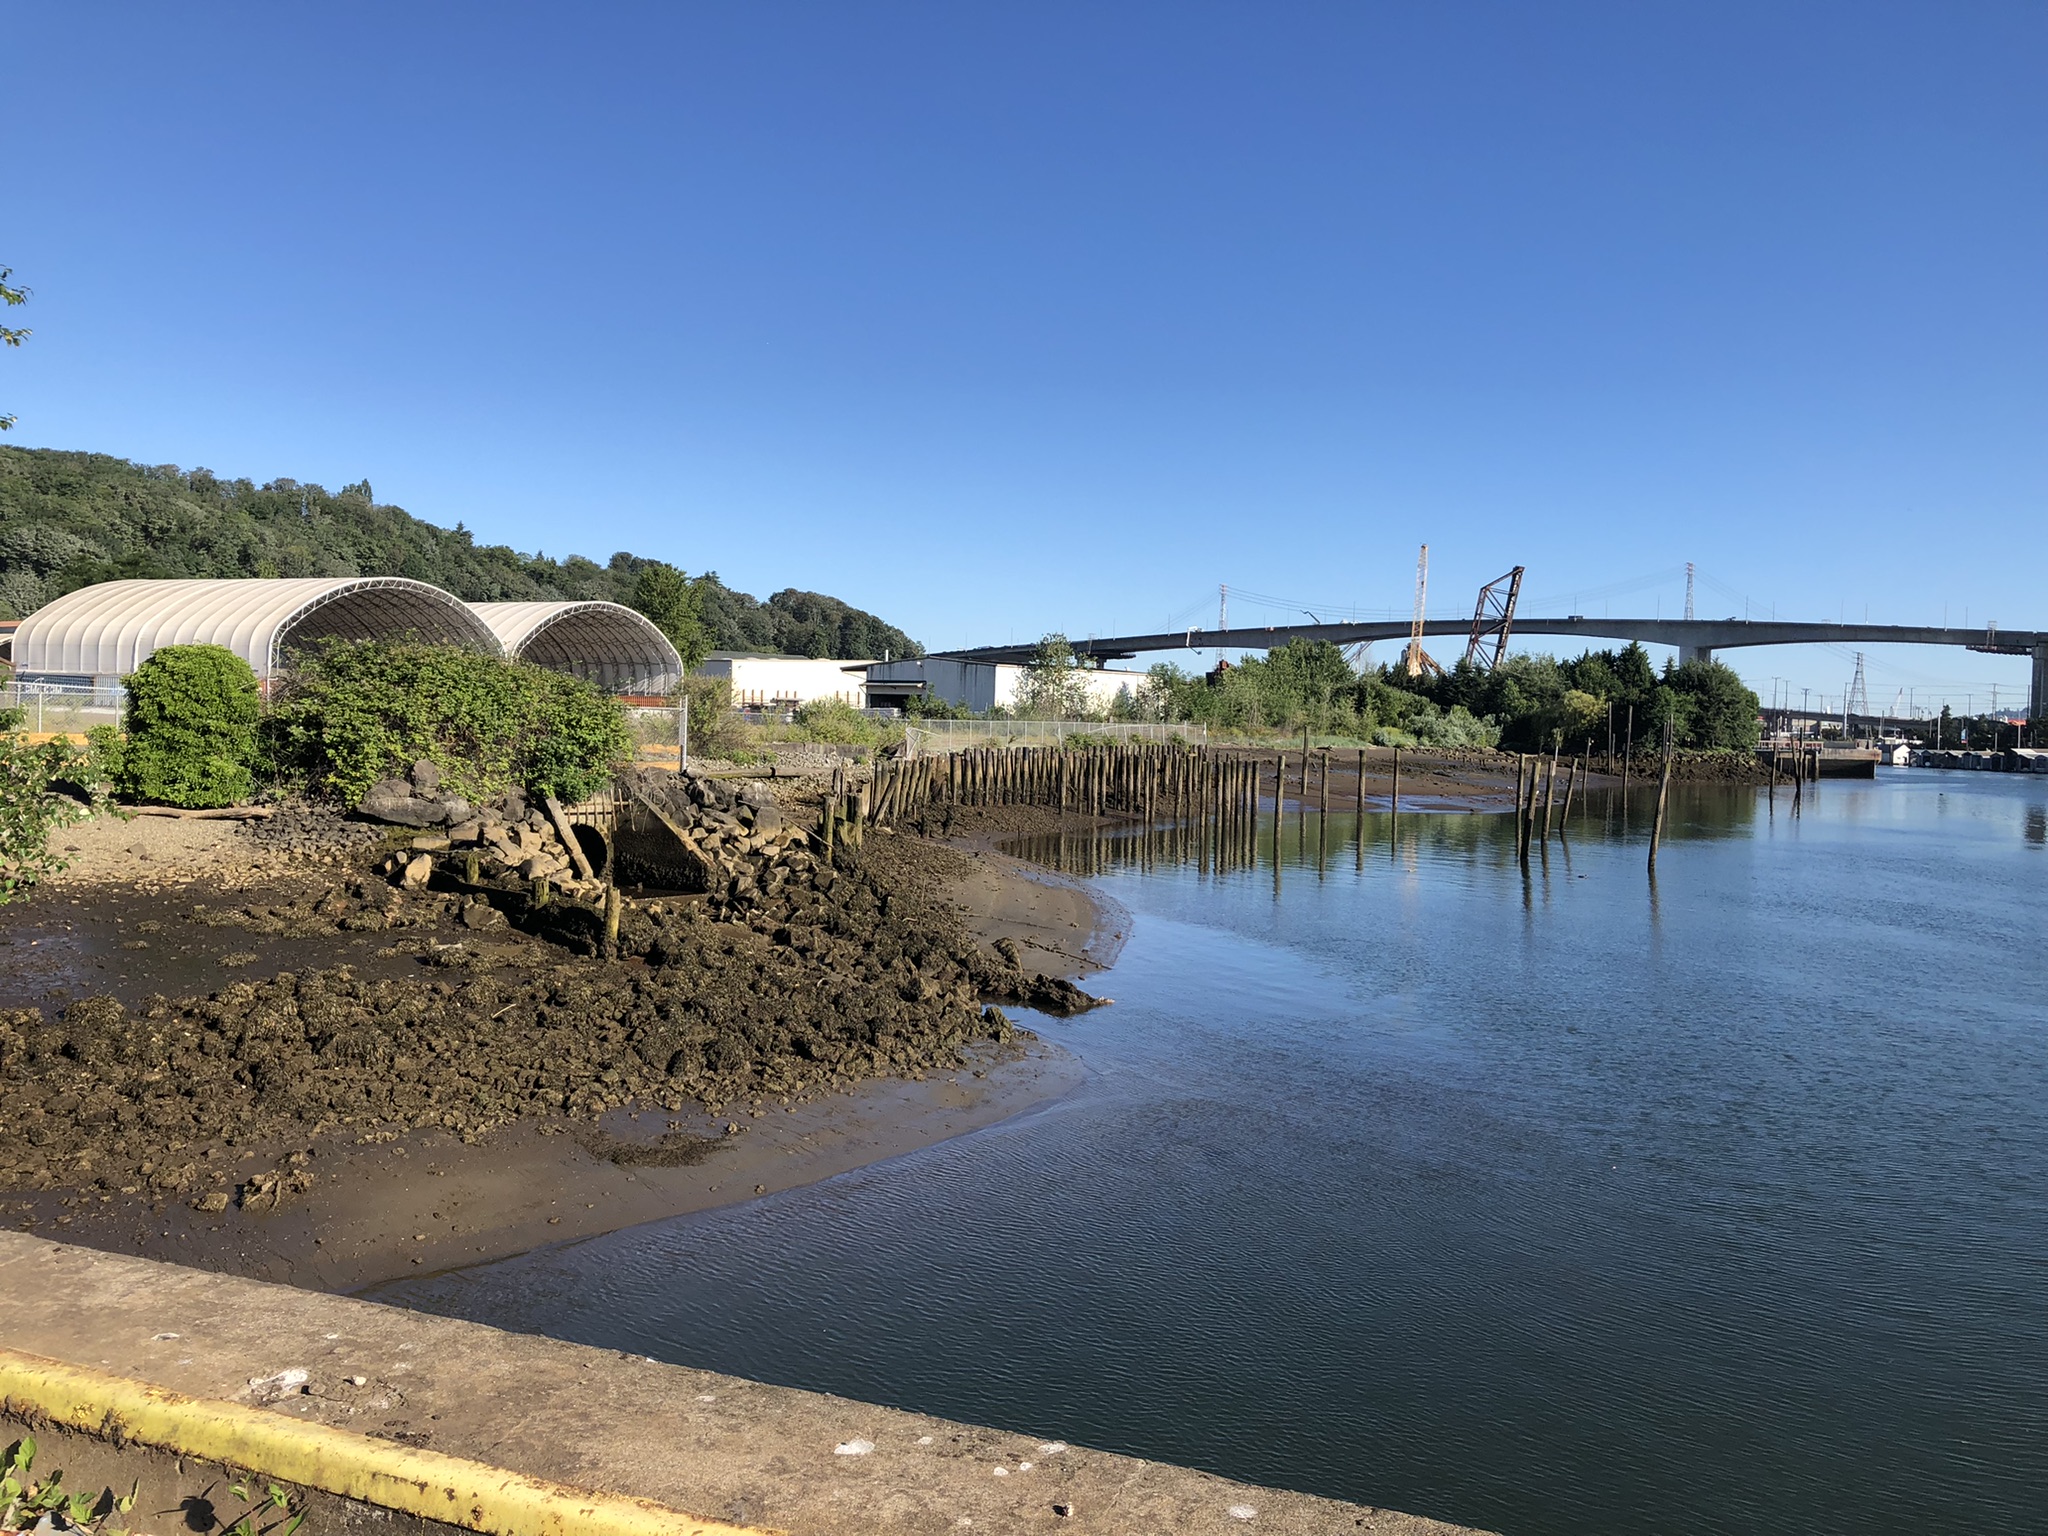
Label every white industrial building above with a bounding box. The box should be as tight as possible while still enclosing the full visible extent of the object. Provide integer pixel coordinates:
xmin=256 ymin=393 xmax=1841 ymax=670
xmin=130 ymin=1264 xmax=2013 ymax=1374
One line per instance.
xmin=862 ymin=657 xmax=1154 ymax=715
xmin=696 ymin=653 xmax=871 ymax=709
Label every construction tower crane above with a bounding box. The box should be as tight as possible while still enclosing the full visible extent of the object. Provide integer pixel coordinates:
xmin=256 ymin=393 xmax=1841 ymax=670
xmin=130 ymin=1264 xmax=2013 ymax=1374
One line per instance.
xmin=1463 ymin=566 xmax=1525 ymax=670
xmin=1403 ymin=545 xmax=1444 ymax=679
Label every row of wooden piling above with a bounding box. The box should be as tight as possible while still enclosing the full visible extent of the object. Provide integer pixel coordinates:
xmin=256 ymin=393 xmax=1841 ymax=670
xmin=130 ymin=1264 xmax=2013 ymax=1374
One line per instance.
xmin=1511 ymin=748 xmax=1587 ymax=864
xmin=857 ymin=742 xmax=1423 ymax=828
xmin=839 ymin=738 xmax=1694 ymax=877
xmin=1765 ymin=746 xmax=1820 ymax=819
xmin=819 ymin=765 xmax=868 ymax=858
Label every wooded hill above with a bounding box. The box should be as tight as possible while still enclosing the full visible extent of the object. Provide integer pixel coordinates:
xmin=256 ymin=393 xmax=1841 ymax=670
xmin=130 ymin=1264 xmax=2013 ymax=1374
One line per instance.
xmin=0 ymin=447 xmax=921 ymax=660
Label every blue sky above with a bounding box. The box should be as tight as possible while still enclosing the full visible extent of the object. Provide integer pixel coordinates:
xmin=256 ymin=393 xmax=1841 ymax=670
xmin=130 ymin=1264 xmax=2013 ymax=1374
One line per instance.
xmin=6 ymin=2 xmax=2043 ymax=714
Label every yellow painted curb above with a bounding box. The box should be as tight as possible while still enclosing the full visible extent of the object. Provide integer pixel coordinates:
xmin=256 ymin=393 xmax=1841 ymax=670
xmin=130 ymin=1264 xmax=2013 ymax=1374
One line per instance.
xmin=0 ymin=1348 xmax=773 ymax=1536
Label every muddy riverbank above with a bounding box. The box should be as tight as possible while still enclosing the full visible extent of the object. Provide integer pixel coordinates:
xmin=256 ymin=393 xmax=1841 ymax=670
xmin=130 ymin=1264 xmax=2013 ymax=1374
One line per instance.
xmin=0 ymin=803 xmax=1127 ymax=1290
xmin=0 ymin=745 xmax=1599 ymax=1292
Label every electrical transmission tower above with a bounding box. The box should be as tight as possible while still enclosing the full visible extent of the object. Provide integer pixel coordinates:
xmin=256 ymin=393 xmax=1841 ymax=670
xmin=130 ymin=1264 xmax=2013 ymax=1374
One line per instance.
xmin=1463 ymin=566 xmax=1525 ymax=670
xmin=1684 ymin=562 xmax=1695 ymax=622
xmin=1847 ymin=652 xmax=1869 ymax=723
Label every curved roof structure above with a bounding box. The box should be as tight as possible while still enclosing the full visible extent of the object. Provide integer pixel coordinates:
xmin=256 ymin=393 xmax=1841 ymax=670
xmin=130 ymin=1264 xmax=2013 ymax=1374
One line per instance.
xmin=11 ymin=577 xmax=502 ymax=683
xmin=469 ymin=601 xmax=682 ymax=695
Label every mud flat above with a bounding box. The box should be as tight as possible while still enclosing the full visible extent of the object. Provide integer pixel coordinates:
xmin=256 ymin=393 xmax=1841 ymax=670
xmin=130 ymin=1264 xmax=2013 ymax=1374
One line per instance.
xmin=0 ymin=805 xmax=1121 ymax=1291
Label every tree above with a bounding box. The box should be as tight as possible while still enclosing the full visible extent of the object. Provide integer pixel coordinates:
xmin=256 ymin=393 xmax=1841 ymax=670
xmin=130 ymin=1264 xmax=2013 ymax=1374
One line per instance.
xmin=1014 ymin=633 xmax=1097 ymax=719
xmin=1 ymin=265 xmax=29 ymax=431
xmin=1260 ymin=640 xmax=1356 ymax=729
xmin=1665 ymin=658 xmax=1762 ymax=750
xmin=628 ymin=562 xmax=711 ymax=672
xmin=0 ymin=445 xmax=924 ymax=647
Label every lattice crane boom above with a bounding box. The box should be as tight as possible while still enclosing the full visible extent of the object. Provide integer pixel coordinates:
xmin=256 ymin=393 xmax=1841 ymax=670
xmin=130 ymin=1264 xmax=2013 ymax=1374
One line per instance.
xmin=1403 ymin=544 xmax=1443 ymax=679
xmin=1463 ymin=566 xmax=1526 ymax=670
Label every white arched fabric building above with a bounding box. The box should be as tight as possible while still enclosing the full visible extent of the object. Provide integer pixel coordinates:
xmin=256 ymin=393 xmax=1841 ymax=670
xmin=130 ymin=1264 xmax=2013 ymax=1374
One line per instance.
xmin=468 ymin=601 xmax=682 ymax=696
xmin=10 ymin=577 xmax=503 ymax=688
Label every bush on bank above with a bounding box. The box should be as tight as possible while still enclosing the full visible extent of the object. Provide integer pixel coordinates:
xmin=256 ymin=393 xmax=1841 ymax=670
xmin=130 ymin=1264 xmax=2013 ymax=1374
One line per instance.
xmin=119 ymin=643 xmax=261 ymax=807
xmin=264 ymin=640 xmax=631 ymax=806
xmin=0 ymin=727 xmax=120 ymax=904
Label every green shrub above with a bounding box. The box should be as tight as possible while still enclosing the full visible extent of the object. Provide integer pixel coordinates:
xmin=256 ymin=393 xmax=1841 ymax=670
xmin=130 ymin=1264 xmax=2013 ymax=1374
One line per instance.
xmin=264 ymin=641 xmax=631 ymax=805
xmin=0 ymin=733 xmax=104 ymax=903
xmin=119 ymin=644 xmax=260 ymax=807
xmin=675 ymin=673 xmax=753 ymax=761
xmin=1409 ymin=703 xmax=1501 ymax=749
xmin=790 ymin=696 xmax=886 ymax=745
xmin=81 ymin=723 xmax=125 ymax=790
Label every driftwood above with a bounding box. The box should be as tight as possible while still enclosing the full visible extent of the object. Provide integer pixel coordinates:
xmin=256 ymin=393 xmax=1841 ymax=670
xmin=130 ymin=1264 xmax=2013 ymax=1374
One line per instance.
xmin=128 ymin=805 xmax=273 ymax=820
xmin=542 ymin=794 xmax=598 ymax=881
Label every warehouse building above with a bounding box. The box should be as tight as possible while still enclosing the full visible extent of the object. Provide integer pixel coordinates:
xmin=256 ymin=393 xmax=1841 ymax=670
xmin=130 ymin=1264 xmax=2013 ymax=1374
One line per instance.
xmin=468 ymin=601 xmax=682 ymax=698
xmin=7 ymin=576 xmax=502 ymax=691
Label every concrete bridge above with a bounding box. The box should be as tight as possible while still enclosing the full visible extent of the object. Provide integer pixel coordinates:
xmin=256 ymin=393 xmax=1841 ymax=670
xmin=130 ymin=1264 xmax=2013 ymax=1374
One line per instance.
xmin=936 ymin=618 xmax=2048 ymax=719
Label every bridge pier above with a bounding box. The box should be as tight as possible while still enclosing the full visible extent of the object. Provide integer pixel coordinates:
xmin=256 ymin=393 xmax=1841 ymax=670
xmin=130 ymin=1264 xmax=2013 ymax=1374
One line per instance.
xmin=2033 ymin=642 xmax=2047 ymax=723
xmin=1681 ymin=644 xmax=1714 ymax=667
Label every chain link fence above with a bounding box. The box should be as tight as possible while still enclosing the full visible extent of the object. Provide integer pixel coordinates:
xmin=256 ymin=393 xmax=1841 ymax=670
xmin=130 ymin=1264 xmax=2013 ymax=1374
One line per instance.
xmin=1 ymin=680 xmax=125 ymax=734
xmin=903 ymin=720 xmax=1205 ymax=756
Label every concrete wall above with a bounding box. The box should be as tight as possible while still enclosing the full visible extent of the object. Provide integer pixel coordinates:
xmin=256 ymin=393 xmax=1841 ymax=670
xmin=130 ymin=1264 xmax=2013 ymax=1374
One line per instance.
xmin=0 ymin=1235 xmax=1483 ymax=1536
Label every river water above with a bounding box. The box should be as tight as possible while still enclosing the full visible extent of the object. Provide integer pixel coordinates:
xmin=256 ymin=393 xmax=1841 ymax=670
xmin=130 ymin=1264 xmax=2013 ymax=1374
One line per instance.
xmin=377 ymin=772 xmax=2047 ymax=1536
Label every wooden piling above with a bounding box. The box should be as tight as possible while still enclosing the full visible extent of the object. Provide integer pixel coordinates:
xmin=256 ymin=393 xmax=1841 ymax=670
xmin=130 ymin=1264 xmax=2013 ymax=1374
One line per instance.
xmin=1648 ymin=749 xmax=1673 ymax=871
xmin=1542 ymin=746 xmax=1558 ymax=842
xmin=1520 ymin=753 xmax=1541 ymax=862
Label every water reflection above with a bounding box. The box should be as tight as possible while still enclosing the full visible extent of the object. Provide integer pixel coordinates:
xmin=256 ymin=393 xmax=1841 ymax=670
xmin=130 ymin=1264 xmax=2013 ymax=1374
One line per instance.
xmin=381 ymin=773 xmax=2048 ymax=1536
xmin=1004 ymin=785 xmax=1765 ymax=882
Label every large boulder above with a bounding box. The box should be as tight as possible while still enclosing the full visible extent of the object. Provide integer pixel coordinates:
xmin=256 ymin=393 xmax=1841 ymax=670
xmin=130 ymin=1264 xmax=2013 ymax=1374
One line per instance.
xmin=358 ymin=778 xmax=448 ymax=828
